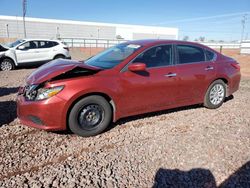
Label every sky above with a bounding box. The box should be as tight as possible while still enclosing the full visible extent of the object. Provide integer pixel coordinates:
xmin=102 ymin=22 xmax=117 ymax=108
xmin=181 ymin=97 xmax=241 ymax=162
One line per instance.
xmin=0 ymin=0 xmax=250 ymax=41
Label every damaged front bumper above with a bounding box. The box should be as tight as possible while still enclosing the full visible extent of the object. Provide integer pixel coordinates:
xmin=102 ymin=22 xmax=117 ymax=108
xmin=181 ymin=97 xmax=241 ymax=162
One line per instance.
xmin=17 ymin=94 xmax=68 ymax=131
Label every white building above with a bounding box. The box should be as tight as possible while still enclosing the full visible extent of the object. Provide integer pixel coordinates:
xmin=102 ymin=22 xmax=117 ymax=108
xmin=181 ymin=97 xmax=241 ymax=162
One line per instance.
xmin=240 ymin=40 xmax=250 ymax=54
xmin=0 ymin=15 xmax=178 ymax=40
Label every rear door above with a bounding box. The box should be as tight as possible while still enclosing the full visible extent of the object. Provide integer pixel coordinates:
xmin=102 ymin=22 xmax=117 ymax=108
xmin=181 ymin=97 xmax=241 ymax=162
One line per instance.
xmin=175 ymin=44 xmax=216 ymax=104
xmin=36 ymin=41 xmax=54 ymax=61
xmin=119 ymin=44 xmax=179 ymax=116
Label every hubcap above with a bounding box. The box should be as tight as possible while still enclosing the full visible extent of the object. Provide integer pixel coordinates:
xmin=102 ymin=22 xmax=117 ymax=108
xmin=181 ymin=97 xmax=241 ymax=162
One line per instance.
xmin=209 ymin=84 xmax=225 ymax=105
xmin=1 ymin=61 xmax=12 ymax=71
xmin=78 ymin=104 xmax=104 ymax=130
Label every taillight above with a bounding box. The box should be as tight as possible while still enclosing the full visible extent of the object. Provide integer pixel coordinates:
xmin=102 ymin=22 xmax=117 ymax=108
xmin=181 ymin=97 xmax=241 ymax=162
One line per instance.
xmin=231 ymin=63 xmax=240 ymax=70
xmin=63 ymin=47 xmax=69 ymax=51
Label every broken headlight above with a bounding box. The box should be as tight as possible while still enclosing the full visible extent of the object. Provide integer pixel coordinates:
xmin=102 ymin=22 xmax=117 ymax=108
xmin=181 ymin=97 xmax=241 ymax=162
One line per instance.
xmin=35 ymin=86 xmax=64 ymax=100
xmin=24 ymin=85 xmax=64 ymax=101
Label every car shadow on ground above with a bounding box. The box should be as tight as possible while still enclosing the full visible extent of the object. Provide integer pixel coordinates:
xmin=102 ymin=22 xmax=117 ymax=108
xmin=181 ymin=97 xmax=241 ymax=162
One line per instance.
xmin=0 ymin=87 xmax=19 ymax=126
xmin=0 ymin=100 xmax=17 ymax=127
xmin=153 ymin=161 xmax=250 ymax=187
xmin=0 ymin=87 xmax=19 ymax=97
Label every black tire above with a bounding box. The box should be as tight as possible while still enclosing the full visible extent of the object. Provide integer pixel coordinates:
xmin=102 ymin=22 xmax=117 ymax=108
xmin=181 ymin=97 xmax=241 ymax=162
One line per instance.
xmin=204 ymin=79 xmax=226 ymax=109
xmin=54 ymin=54 xmax=65 ymax=59
xmin=68 ymin=95 xmax=112 ymax=137
xmin=0 ymin=58 xmax=14 ymax=71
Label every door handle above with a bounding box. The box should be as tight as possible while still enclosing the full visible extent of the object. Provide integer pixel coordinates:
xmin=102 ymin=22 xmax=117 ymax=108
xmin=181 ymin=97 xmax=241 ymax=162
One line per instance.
xmin=205 ymin=66 xmax=214 ymax=71
xmin=165 ymin=73 xmax=177 ymax=77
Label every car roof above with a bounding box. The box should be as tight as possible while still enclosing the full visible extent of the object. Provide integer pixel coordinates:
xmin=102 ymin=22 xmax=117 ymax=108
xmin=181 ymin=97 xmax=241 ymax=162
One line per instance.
xmin=123 ymin=39 xmax=216 ymax=52
xmin=124 ymin=39 xmax=208 ymax=48
xmin=21 ymin=39 xmax=61 ymax=42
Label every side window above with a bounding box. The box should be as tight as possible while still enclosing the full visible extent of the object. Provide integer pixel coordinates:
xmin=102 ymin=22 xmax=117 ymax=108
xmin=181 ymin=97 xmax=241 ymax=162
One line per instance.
xmin=52 ymin=41 xmax=59 ymax=47
xmin=38 ymin=41 xmax=47 ymax=48
xmin=177 ymin=45 xmax=205 ymax=64
xmin=205 ymin=49 xmax=216 ymax=61
xmin=22 ymin=41 xmax=38 ymax=50
xmin=38 ymin=41 xmax=58 ymax=48
xmin=133 ymin=45 xmax=173 ymax=68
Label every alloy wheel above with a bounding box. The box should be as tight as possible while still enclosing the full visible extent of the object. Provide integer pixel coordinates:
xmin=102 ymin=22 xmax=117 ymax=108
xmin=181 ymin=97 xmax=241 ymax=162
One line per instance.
xmin=209 ymin=84 xmax=225 ymax=105
xmin=0 ymin=60 xmax=12 ymax=71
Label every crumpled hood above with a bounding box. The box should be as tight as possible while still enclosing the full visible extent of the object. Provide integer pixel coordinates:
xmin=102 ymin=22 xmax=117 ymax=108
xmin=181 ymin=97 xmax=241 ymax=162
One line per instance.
xmin=26 ymin=59 xmax=101 ymax=84
xmin=0 ymin=43 xmax=9 ymax=52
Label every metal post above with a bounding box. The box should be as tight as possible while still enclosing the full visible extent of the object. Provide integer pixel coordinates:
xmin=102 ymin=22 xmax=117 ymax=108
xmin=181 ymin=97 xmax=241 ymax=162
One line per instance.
xmin=220 ymin=46 xmax=222 ymax=53
xmin=56 ymin=27 xmax=60 ymax=39
xmin=6 ymin=24 xmax=9 ymax=38
xmin=71 ymin=38 xmax=74 ymax=47
xmin=22 ymin=0 xmax=27 ymax=38
xmin=241 ymin=14 xmax=247 ymax=42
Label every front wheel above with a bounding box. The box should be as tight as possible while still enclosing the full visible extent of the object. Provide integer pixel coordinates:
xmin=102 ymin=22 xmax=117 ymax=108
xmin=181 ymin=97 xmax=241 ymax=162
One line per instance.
xmin=204 ymin=79 xmax=226 ymax=109
xmin=0 ymin=59 xmax=14 ymax=71
xmin=68 ymin=95 xmax=112 ymax=137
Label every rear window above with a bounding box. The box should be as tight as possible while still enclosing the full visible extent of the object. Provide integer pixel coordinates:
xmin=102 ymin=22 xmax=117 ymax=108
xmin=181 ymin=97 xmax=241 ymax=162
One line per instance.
xmin=205 ymin=50 xmax=216 ymax=61
xmin=177 ymin=45 xmax=205 ymax=64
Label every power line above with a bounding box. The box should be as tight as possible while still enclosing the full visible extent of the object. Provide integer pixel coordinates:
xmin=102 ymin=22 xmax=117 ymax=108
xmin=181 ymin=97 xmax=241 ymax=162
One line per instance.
xmin=152 ymin=12 xmax=250 ymax=25
xmin=180 ymin=30 xmax=240 ymax=34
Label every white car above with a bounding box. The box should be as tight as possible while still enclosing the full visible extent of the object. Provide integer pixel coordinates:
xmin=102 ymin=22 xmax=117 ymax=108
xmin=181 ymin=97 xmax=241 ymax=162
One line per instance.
xmin=0 ymin=39 xmax=71 ymax=71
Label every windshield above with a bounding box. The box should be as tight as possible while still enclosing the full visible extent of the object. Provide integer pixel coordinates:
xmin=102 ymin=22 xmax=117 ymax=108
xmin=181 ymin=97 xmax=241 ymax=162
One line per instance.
xmin=6 ymin=39 xmax=25 ymax=48
xmin=85 ymin=44 xmax=141 ymax=69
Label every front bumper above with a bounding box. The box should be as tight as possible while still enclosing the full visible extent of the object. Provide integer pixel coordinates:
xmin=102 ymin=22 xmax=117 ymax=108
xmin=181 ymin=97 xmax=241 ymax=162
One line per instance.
xmin=17 ymin=94 xmax=67 ymax=131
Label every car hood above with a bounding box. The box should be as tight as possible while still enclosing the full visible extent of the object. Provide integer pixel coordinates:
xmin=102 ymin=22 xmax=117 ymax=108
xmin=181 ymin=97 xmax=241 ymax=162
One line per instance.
xmin=0 ymin=43 xmax=9 ymax=52
xmin=26 ymin=59 xmax=101 ymax=85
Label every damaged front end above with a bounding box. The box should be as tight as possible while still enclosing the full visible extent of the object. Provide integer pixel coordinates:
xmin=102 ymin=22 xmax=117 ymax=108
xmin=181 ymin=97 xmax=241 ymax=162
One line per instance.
xmin=19 ymin=59 xmax=101 ymax=101
xmin=51 ymin=67 xmax=100 ymax=81
xmin=19 ymin=84 xmax=64 ymax=101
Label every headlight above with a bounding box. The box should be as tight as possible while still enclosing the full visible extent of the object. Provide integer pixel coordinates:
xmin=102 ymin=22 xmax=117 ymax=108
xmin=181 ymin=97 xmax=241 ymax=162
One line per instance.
xmin=35 ymin=86 xmax=64 ymax=100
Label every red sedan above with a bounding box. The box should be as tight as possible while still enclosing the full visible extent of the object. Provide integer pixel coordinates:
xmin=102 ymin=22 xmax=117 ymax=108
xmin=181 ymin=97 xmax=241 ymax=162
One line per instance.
xmin=17 ymin=40 xmax=241 ymax=137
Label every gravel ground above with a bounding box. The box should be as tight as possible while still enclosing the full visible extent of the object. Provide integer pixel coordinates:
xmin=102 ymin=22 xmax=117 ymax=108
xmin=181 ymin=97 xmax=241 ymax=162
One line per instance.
xmin=0 ymin=67 xmax=250 ymax=187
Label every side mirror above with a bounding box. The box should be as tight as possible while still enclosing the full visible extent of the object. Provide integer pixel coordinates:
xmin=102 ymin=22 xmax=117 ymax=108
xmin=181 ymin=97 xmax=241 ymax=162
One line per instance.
xmin=18 ymin=45 xmax=25 ymax=50
xmin=128 ymin=63 xmax=146 ymax=72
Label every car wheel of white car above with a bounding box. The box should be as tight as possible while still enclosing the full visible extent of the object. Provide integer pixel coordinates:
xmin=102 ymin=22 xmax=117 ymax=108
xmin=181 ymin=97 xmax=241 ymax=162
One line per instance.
xmin=0 ymin=59 xmax=14 ymax=71
xmin=54 ymin=55 xmax=65 ymax=59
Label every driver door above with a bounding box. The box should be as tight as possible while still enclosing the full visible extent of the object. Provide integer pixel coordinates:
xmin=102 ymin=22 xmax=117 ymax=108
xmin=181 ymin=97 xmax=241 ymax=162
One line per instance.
xmin=16 ymin=41 xmax=39 ymax=63
xmin=119 ymin=44 xmax=178 ymax=116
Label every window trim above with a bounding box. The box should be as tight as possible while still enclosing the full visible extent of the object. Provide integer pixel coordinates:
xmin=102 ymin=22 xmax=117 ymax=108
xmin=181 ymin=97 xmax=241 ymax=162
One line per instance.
xmin=120 ymin=44 xmax=175 ymax=72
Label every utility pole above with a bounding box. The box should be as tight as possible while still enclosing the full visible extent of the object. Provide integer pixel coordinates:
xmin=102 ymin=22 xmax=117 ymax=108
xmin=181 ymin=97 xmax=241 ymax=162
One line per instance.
xmin=6 ymin=24 xmax=9 ymax=38
xmin=56 ymin=26 xmax=60 ymax=39
xmin=22 ymin=0 xmax=27 ymax=38
xmin=241 ymin=14 xmax=247 ymax=42
xmin=97 ymin=28 xmax=100 ymax=39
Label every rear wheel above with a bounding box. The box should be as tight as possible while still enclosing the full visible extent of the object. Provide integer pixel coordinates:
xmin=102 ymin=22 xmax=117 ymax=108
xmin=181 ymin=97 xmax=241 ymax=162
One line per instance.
xmin=0 ymin=58 xmax=14 ymax=71
xmin=54 ymin=54 xmax=65 ymax=59
xmin=68 ymin=95 xmax=112 ymax=137
xmin=204 ymin=79 xmax=226 ymax=109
